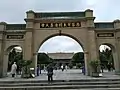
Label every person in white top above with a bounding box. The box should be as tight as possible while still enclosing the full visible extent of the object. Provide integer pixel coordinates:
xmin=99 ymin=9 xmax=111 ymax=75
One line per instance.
xmin=61 ymin=65 xmax=64 ymax=71
xmin=11 ymin=62 xmax=17 ymax=77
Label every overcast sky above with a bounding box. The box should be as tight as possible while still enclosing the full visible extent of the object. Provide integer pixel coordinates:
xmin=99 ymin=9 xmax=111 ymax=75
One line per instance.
xmin=0 ymin=0 xmax=119 ymax=53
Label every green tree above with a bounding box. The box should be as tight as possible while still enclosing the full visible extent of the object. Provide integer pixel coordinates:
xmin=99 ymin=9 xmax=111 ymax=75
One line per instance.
xmin=99 ymin=50 xmax=108 ymax=65
xmin=8 ymin=48 xmax=23 ymax=71
xmin=71 ymin=52 xmax=84 ymax=65
xmin=8 ymin=48 xmax=17 ymax=66
xmin=90 ymin=60 xmax=100 ymax=73
xmin=37 ymin=53 xmax=51 ymax=64
xmin=49 ymin=57 xmax=54 ymax=63
xmin=99 ymin=48 xmax=114 ymax=68
xmin=104 ymin=48 xmax=113 ymax=63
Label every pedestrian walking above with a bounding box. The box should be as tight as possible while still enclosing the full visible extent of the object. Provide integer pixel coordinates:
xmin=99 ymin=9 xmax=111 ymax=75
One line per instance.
xmin=82 ymin=65 xmax=85 ymax=75
xmin=61 ymin=65 xmax=64 ymax=71
xmin=44 ymin=65 xmax=46 ymax=72
xmin=37 ymin=65 xmax=40 ymax=76
xmin=47 ymin=64 xmax=54 ymax=82
xmin=101 ymin=64 xmax=104 ymax=73
xmin=65 ymin=65 xmax=68 ymax=71
xmin=107 ymin=63 xmax=111 ymax=71
xmin=11 ymin=62 xmax=17 ymax=77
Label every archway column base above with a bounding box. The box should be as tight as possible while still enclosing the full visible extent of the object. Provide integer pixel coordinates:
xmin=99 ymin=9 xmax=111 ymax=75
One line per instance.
xmin=85 ymin=73 xmax=90 ymax=76
xmin=0 ymin=73 xmax=6 ymax=78
xmin=31 ymin=52 xmax=38 ymax=77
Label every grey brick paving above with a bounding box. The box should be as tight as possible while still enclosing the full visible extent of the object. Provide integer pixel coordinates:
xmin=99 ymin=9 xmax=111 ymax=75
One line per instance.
xmin=0 ymin=69 xmax=120 ymax=81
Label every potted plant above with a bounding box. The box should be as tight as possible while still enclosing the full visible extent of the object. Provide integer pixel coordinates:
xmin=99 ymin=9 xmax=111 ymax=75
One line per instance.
xmin=90 ymin=60 xmax=101 ymax=77
xmin=21 ymin=60 xmax=32 ymax=78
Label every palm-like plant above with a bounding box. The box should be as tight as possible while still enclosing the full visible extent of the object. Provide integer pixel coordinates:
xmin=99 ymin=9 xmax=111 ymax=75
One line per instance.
xmin=90 ymin=60 xmax=100 ymax=73
xmin=21 ymin=60 xmax=32 ymax=78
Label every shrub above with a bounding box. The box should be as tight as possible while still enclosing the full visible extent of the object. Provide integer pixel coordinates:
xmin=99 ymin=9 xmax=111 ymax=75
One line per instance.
xmin=90 ymin=60 xmax=100 ymax=73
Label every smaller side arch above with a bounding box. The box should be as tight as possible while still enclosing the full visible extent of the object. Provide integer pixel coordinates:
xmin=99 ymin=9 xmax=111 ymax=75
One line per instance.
xmin=5 ymin=45 xmax=22 ymax=54
xmin=98 ymin=43 xmax=120 ymax=74
xmin=2 ymin=45 xmax=23 ymax=77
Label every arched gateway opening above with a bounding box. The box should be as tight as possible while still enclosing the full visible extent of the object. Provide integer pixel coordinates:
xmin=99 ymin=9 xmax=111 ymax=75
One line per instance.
xmin=36 ymin=35 xmax=85 ymax=75
xmin=0 ymin=9 xmax=120 ymax=77
xmin=99 ymin=44 xmax=116 ymax=73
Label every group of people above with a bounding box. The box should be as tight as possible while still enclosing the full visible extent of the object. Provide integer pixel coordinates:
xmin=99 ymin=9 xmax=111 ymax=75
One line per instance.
xmin=100 ymin=63 xmax=114 ymax=73
xmin=10 ymin=62 xmax=69 ymax=82
xmin=107 ymin=63 xmax=114 ymax=71
xmin=10 ymin=62 xmax=54 ymax=82
xmin=61 ymin=65 xmax=68 ymax=71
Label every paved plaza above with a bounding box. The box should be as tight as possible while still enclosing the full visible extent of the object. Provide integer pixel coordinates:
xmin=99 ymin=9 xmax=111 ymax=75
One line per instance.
xmin=1 ymin=69 xmax=120 ymax=81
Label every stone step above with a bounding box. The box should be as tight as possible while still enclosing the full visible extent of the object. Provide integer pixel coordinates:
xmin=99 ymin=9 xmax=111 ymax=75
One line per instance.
xmin=0 ymin=84 xmax=120 ymax=89
xmin=0 ymin=81 xmax=120 ymax=86
xmin=0 ymin=78 xmax=120 ymax=83
xmin=0 ymin=78 xmax=120 ymax=90
xmin=0 ymin=88 xmax=120 ymax=90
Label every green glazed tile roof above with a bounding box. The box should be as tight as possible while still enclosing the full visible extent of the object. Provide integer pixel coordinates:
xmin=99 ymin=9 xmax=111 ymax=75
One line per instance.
xmin=95 ymin=22 xmax=114 ymax=28
xmin=6 ymin=24 xmax=26 ymax=30
xmin=35 ymin=12 xmax=85 ymax=18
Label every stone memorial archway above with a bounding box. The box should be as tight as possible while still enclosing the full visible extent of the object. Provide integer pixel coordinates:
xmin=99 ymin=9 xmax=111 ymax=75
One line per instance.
xmin=0 ymin=9 xmax=120 ymax=77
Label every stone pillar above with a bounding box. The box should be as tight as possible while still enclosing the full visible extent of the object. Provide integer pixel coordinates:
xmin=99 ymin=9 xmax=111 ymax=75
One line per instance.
xmin=113 ymin=19 xmax=120 ymax=29
xmin=33 ymin=53 xmax=38 ymax=76
xmin=85 ymin=9 xmax=98 ymax=60
xmin=114 ymin=38 xmax=120 ymax=75
xmin=24 ymin=10 xmax=34 ymax=60
xmin=24 ymin=31 xmax=33 ymax=60
xmin=88 ymin=30 xmax=98 ymax=60
xmin=25 ymin=10 xmax=35 ymax=29
xmin=85 ymin=9 xmax=95 ymax=27
xmin=84 ymin=51 xmax=90 ymax=75
xmin=0 ymin=22 xmax=6 ymax=77
xmin=23 ymin=10 xmax=35 ymax=78
xmin=113 ymin=50 xmax=120 ymax=75
xmin=113 ymin=19 xmax=120 ymax=74
xmin=3 ymin=53 xmax=9 ymax=77
xmin=87 ymin=28 xmax=99 ymax=76
xmin=85 ymin=9 xmax=93 ymax=17
xmin=85 ymin=9 xmax=98 ymax=59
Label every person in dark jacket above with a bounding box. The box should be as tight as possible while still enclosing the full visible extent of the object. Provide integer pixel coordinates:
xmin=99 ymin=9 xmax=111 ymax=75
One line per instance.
xmin=47 ymin=64 xmax=54 ymax=82
xmin=37 ymin=65 xmax=41 ymax=76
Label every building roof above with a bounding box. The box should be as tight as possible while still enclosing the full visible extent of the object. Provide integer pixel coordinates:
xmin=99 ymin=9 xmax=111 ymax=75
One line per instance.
xmin=47 ymin=52 xmax=74 ymax=59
